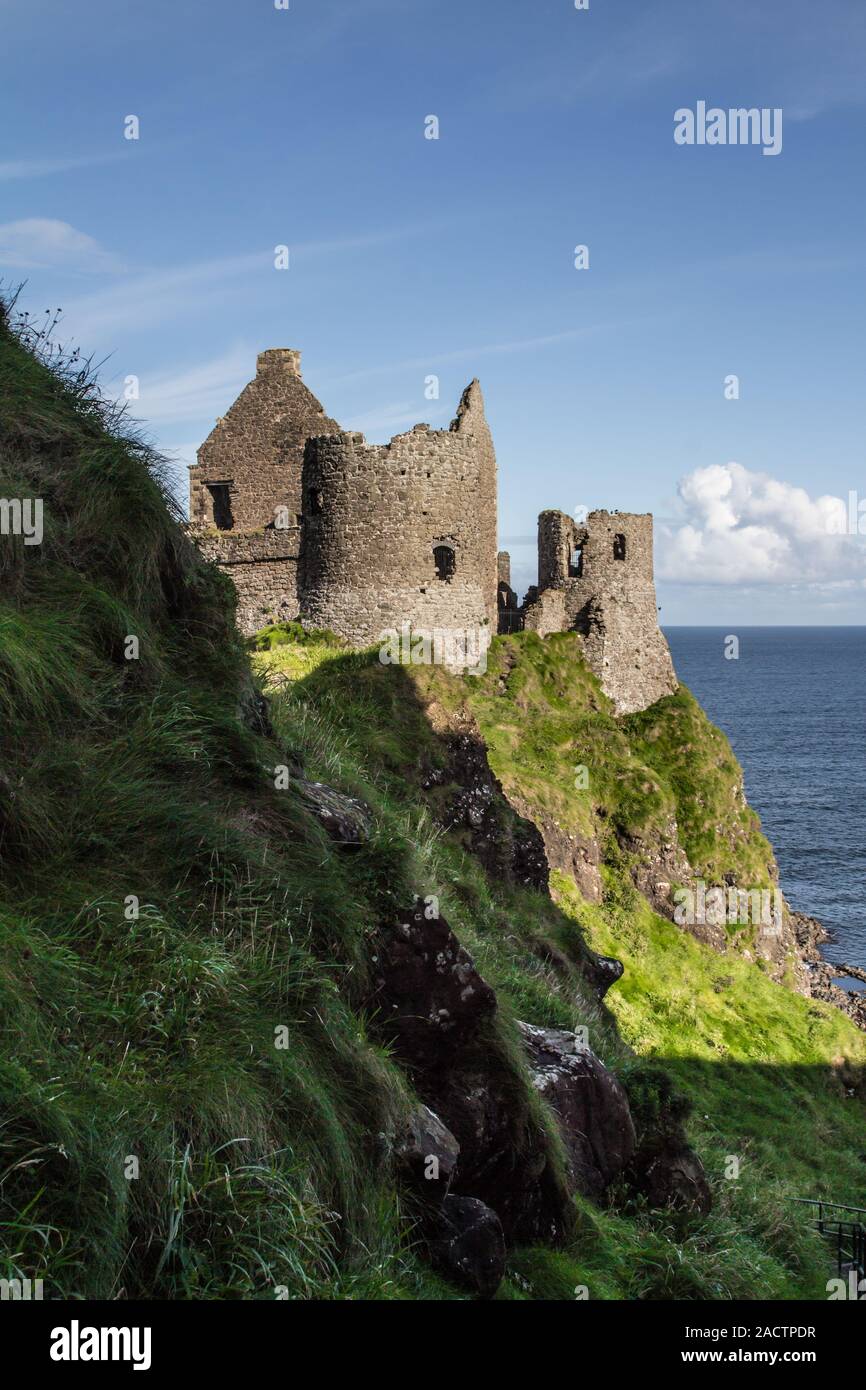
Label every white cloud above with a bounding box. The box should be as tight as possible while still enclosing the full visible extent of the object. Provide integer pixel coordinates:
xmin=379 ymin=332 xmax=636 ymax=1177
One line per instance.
xmin=0 ymin=219 xmax=123 ymax=273
xmin=659 ymin=463 xmax=865 ymax=586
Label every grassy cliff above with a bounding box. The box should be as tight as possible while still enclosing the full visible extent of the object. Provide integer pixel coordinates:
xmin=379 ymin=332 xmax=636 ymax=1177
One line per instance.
xmin=1 ymin=310 xmax=863 ymax=1300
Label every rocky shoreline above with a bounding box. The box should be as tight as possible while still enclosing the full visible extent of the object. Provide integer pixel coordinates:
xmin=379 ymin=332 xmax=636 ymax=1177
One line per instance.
xmin=793 ymin=912 xmax=866 ymax=1031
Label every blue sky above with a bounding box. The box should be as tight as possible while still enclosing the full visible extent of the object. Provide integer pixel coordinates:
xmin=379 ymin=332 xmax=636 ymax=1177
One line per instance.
xmin=2 ymin=0 xmax=865 ymax=621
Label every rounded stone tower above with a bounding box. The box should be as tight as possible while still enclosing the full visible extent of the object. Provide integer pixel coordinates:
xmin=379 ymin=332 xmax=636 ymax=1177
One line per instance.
xmin=297 ymin=381 xmax=498 ymax=646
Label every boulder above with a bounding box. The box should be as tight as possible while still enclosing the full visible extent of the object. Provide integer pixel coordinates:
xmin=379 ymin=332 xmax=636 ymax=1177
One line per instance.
xmin=623 ymin=1065 xmax=713 ymax=1214
xmin=427 ymin=1195 xmax=506 ymax=1299
xmin=369 ymin=904 xmax=496 ymax=1066
xmin=295 ymin=779 xmax=371 ymax=847
xmin=518 ymin=1021 xmax=636 ymax=1201
xmin=394 ymin=1104 xmax=459 ymax=1204
xmin=428 ymin=1056 xmax=570 ymax=1244
xmin=629 ymin=1139 xmax=712 ymax=1214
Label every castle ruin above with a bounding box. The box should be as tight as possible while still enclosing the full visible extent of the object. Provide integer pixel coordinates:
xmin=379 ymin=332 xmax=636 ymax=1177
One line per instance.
xmin=188 ymin=348 xmax=677 ymax=714
xmin=523 ymin=509 xmax=677 ymax=714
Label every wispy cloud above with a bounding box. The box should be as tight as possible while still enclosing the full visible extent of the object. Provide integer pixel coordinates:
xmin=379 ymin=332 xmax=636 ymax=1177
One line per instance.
xmin=0 ymin=151 xmax=125 ymax=182
xmin=325 ymin=319 xmax=648 ymax=388
xmin=56 ymin=224 xmax=431 ymax=344
xmin=0 ymin=219 xmax=124 ymax=273
xmin=344 ymin=399 xmax=450 ymax=439
xmin=109 ymin=345 xmax=253 ymax=428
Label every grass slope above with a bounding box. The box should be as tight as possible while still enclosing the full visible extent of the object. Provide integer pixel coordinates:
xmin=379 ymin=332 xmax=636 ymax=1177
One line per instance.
xmin=1 ymin=307 xmax=863 ymax=1301
xmin=257 ymin=627 xmax=866 ymax=1299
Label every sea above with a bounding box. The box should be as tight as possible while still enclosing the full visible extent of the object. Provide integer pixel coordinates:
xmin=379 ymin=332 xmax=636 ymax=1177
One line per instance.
xmin=664 ymin=628 xmax=866 ymax=977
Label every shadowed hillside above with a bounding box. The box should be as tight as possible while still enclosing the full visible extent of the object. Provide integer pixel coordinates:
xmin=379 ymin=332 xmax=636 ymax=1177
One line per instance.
xmin=1 ymin=307 xmax=864 ymax=1300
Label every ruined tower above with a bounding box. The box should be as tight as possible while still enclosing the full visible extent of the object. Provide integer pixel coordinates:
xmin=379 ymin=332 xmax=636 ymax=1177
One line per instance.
xmin=188 ymin=349 xmax=340 ymax=633
xmin=297 ymin=380 xmax=498 ymax=645
xmin=523 ymin=509 xmax=677 ymax=714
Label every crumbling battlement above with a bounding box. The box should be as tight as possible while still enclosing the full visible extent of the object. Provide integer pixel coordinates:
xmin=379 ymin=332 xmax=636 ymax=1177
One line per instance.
xmin=524 ymin=509 xmax=678 ymax=714
xmin=298 ymin=381 xmax=498 ymax=645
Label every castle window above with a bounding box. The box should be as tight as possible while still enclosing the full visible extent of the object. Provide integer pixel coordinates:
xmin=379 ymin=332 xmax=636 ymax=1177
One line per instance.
xmin=433 ymin=545 xmax=456 ymax=582
xmin=613 ymin=533 xmax=626 ymax=561
xmin=207 ymin=483 xmax=233 ymax=531
xmin=568 ymin=546 xmax=584 ymax=578
xmin=308 ymin=487 xmax=324 ymax=516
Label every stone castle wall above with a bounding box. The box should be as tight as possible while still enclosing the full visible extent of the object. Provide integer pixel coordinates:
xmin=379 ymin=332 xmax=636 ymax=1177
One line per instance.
xmin=195 ymin=529 xmax=301 ymax=634
xmin=524 ymin=509 xmax=677 ymax=715
xmin=297 ymin=381 xmax=498 ymax=645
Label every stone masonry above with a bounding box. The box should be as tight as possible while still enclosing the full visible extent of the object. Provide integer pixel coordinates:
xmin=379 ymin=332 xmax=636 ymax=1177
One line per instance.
xmin=189 ymin=349 xmax=339 ymax=633
xmin=298 ymin=381 xmax=498 ymax=644
xmin=188 ymin=348 xmax=677 ymax=713
xmin=523 ymin=509 xmax=678 ymax=714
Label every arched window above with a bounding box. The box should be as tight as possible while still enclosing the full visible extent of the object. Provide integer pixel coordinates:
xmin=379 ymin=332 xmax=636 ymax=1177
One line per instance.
xmin=569 ymin=546 xmax=584 ymax=578
xmin=433 ymin=545 xmax=456 ymax=581
xmin=613 ymin=533 xmax=626 ymax=561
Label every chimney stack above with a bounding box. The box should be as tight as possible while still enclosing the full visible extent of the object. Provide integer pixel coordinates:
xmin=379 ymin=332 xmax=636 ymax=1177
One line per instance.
xmin=257 ymin=348 xmax=302 ymax=377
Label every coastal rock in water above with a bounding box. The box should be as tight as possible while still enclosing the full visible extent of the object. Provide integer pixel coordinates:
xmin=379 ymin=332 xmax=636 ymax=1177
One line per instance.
xmin=794 ymin=912 xmax=866 ymax=1032
xmin=518 ymin=1021 xmax=636 ymax=1200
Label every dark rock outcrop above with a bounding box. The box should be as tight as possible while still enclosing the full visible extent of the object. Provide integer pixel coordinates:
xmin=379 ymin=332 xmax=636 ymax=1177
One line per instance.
xmin=631 ymin=1141 xmax=713 ymax=1214
xmin=518 ymin=1022 xmax=636 ymax=1200
xmin=394 ymin=1104 xmax=460 ymax=1205
xmin=534 ymin=817 xmax=604 ymax=904
xmin=294 ymin=779 xmax=371 ymax=847
xmin=370 ymin=904 xmax=574 ymax=1244
xmin=422 ymin=702 xmax=548 ymax=890
xmin=624 ymin=1066 xmax=712 ymax=1215
xmin=369 ymin=903 xmax=497 ymax=1066
xmin=427 ymin=1195 xmax=506 ymax=1299
xmin=429 ymin=1053 xmax=571 ymax=1244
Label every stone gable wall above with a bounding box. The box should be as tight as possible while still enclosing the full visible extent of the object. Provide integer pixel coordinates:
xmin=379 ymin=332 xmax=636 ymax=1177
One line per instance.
xmin=189 ymin=350 xmax=340 ymax=532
